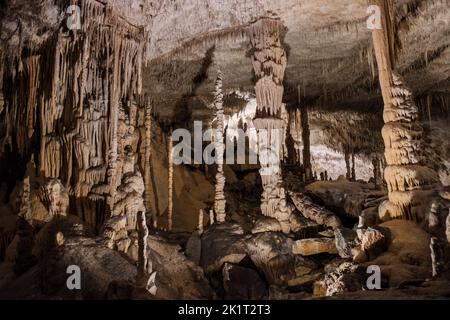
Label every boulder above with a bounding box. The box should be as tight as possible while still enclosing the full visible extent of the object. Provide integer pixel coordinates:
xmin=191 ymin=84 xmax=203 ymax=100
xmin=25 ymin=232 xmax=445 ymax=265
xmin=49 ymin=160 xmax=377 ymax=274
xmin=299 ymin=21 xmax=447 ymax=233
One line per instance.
xmin=351 ymin=246 xmax=368 ymax=263
xmin=370 ymin=220 xmax=432 ymax=287
xmin=292 ymin=238 xmax=338 ymax=256
xmin=361 ymin=227 xmax=388 ymax=260
xmin=446 ymin=210 xmax=450 ymax=244
xmin=293 ymin=255 xmax=319 ymax=277
xmin=251 ymin=217 xmax=282 ymax=234
xmin=305 ymin=180 xmax=372 ymax=217
xmin=147 ymin=235 xmax=214 ymax=299
xmin=185 ymin=231 xmax=202 ymax=265
xmin=289 ymin=192 xmax=342 ymax=229
xmin=287 ymin=271 xmax=323 ymax=287
xmin=324 ymin=262 xmax=363 ymax=296
xmin=222 ymin=263 xmax=267 ymax=300
xmin=201 ymin=223 xmax=247 ymax=273
xmin=246 ymin=232 xmax=294 ymax=285
xmin=334 ymin=227 xmax=358 ymax=258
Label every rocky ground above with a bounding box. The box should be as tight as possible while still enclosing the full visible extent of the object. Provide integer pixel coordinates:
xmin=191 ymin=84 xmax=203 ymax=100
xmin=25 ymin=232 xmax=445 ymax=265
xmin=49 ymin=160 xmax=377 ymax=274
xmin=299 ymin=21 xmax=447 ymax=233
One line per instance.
xmin=1 ymin=171 xmax=449 ymax=300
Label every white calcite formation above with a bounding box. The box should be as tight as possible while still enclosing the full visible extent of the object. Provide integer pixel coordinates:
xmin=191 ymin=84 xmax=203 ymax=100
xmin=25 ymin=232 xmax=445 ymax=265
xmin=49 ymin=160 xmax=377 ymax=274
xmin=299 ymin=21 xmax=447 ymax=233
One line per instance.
xmin=380 ymin=73 xmax=441 ymax=222
xmin=1 ymin=0 xmax=147 ymax=247
xmin=213 ymin=71 xmax=227 ymax=223
xmin=248 ymin=18 xmax=295 ymax=233
xmin=370 ymin=0 xmax=441 ymax=223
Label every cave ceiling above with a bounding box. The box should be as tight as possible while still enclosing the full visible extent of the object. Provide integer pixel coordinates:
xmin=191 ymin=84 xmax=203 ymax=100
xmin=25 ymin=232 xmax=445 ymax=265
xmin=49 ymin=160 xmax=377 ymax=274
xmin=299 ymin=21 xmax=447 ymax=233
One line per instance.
xmin=1 ymin=0 xmax=449 ymax=122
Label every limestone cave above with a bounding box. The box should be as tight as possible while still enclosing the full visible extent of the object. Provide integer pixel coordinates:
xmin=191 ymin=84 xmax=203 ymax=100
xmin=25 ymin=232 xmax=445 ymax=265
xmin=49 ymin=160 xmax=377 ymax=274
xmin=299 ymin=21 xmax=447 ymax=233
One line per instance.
xmin=0 ymin=0 xmax=449 ymax=301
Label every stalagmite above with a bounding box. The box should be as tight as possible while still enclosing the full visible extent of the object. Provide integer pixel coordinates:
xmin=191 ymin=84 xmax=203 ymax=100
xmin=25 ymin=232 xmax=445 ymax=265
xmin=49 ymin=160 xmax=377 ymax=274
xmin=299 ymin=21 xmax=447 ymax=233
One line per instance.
xmin=198 ymin=209 xmax=205 ymax=235
xmin=370 ymin=0 xmax=441 ymax=222
xmin=136 ymin=210 xmax=156 ymax=296
xmin=351 ymin=152 xmax=356 ymax=181
xmin=213 ymin=71 xmax=227 ymax=223
xmin=248 ymin=18 xmax=295 ymax=234
xmin=144 ymin=101 xmax=155 ymax=228
xmin=345 ymin=150 xmax=351 ymax=180
xmin=209 ymin=209 xmax=215 ymax=225
xmin=167 ymin=131 xmax=174 ymax=231
xmin=300 ymin=103 xmax=312 ymax=180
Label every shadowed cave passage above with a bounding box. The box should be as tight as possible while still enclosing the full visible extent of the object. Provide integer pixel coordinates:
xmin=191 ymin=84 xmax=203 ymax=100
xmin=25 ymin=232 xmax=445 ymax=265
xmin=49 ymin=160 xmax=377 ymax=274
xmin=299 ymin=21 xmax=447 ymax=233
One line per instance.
xmin=0 ymin=0 xmax=449 ymax=300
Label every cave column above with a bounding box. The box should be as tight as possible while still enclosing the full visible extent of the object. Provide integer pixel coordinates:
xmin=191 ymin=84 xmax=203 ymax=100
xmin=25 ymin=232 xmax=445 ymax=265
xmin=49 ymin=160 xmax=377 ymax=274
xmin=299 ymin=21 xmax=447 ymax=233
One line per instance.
xmin=370 ymin=0 xmax=440 ymax=221
xmin=300 ymin=104 xmax=312 ymax=180
xmin=167 ymin=130 xmax=174 ymax=231
xmin=144 ymin=100 xmax=156 ymax=227
xmin=248 ymin=18 xmax=293 ymax=233
xmin=213 ymin=71 xmax=226 ymax=223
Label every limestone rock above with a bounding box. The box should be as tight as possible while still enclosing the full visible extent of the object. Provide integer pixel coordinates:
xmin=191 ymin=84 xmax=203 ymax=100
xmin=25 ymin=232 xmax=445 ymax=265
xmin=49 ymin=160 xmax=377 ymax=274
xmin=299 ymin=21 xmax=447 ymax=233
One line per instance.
xmin=246 ymin=232 xmax=294 ymax=285
xmin=185 ymin=231 xmax=202 ymax=265
xmin=446 ymin=211 xmax=450 ymax=244
xmin=287 ymin=271 xmax=323 ymax=288
xmin=200 ymin=223 xmax=246 ymax=273
xmin=351 ymin=247 xmax=368 ymax=264
xmin=370 ymin=220 xmax=432 ymax=287
xmin=334 ymin=227 xmax=358 ymax=258
xmin=251 ymin=216 xmax=282 ymax=234
xmin=147 ymin=235 xmax=214 ymax=299
xmin=292 ymin=255 xmax=319 ymax=277
xmin=222 ymin=263 xmax=267 ymax=300
xmin=324 ymin=262 xmax=363 ymax=296
xmin=292 ymin=238 xmax=338 ymax=256
xmin=289 ymin=192 xmax=342 ymax=229
xmin=361 ymin=227 xmax=388 ymax=260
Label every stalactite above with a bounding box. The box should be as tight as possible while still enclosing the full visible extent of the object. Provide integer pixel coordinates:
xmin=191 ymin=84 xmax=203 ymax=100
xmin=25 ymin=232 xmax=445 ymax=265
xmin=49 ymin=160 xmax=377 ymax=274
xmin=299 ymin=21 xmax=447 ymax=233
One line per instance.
xmin=345 ymin=149 xmax=351 ymax=180
xmin=213 ymin=70 xmax=226 ymax=223
xmin=248 ymin=18 xmax=295 ymax=234
xmin=370 ymin=0 xmax=441 ymax=222
xmin=167 ymin=131 xmax=174 ymax=231
xmin=1 ymin=0 xmax=148 ymax=239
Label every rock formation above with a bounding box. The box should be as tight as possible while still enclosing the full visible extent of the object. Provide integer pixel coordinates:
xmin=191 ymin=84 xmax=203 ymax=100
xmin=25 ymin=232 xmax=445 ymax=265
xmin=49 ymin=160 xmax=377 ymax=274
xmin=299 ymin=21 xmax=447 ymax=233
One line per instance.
xmin=370 ymin=0 xmax=441 ymax=222
xmin=0 ymin=0 xmax=449 ymax=302
xmin=248 ymin=18 xmax=295 ymax=233
xmin=213 ymin=71 xmax=226 ymax=223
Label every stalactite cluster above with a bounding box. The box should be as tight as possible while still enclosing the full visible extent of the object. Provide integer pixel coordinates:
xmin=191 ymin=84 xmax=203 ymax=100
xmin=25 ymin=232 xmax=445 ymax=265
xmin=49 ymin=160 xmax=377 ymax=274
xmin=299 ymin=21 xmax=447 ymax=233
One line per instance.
xmin=1 ymin=0 xmax=148 ymax=247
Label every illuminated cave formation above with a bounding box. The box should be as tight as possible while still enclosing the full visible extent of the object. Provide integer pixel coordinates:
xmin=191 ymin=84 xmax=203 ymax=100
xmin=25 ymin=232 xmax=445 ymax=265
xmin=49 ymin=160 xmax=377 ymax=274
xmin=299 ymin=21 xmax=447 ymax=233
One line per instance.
xmin=0 ymin=0 xmax=449 ymax=300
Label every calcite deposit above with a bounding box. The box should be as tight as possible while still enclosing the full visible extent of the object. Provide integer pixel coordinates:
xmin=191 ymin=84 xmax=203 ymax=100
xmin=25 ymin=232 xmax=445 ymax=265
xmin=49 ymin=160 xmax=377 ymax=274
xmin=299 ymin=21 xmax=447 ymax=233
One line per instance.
xmin=0 ymin=0 xmax=449 ymax=301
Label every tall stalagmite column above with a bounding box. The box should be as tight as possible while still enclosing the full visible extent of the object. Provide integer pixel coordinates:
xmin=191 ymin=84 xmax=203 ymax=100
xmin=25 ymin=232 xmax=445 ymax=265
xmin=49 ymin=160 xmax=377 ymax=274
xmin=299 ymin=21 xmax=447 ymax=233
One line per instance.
xmin=248 ymin=18 xmax=293 ymax=233
xmin=167 ymin=131 xmax=174 ymax=231
xmin=370 ymin=0 xmax=440 ymax=221
xmin=144 ymin=100 xmax=156 ymax=227
xmin=213 ymin=71 xmax=227 ymax=223
xmin=300 ymin=104 xmax=312 ymax=180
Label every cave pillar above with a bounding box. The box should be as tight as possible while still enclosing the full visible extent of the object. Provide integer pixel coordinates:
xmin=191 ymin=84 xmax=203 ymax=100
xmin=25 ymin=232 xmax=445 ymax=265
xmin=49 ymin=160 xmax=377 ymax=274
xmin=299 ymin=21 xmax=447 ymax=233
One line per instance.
xmin=300 ymin=104 xmax=312 ymax=180
xmin=248 ymin=18 xmax=293 ymax=233
xmin=167 ymin=130 xmax=174 ymax=231
xmin=144 ymin=100 xmax=156 ymax=227
xmin=370 ymin=0 xmax=440 ymax=221
xmin=213 ymin=71 xmax=227 ymax=223
xmin=345 ymin=149 xmax=351 ymax=180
